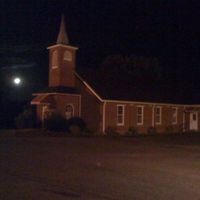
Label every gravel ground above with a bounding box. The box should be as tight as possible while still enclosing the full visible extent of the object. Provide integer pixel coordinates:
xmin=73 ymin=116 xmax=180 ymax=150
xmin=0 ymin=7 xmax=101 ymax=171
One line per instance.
xmin=1 ymin=131 xmax=200 ymax=200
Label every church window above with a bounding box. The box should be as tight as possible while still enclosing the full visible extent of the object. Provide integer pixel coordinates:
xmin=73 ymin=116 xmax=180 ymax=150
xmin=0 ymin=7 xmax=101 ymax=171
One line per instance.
xmin=64 ymin=50 xmax=72 ymax=61
xmin=136 ymin=106 xmax=144 ymax=125
xmin=52 ymin=50 xmax=58 ymax=68
xmin=65 ymin=104 xmax=74 ymax=119
xmin=172 ymin=107 xmax=178 ymax=124
xmin=155 ymin=106 xmax=162 ymax=125
xmin=117 ymin=105 xmax=125 ymax=126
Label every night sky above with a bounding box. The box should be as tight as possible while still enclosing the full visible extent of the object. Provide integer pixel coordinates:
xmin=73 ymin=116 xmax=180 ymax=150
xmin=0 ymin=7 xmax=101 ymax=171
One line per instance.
xmin=0 ymin=0 xmax=200 ymax=127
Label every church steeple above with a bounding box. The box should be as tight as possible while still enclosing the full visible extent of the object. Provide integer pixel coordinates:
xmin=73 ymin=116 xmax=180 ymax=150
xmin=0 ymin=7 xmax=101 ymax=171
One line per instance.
xmin=47 ymin=15 xmax=78 ymax=88
xmin=56 ymin=15 xmax=69 ymax=44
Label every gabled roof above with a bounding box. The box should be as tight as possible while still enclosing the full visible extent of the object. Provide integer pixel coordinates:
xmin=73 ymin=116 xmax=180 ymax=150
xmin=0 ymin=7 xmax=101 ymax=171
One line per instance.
xmin=31 ymin=95 xmax=48 ymax=105
xmin=76 ymin=69 xmax=200 ymax=105
xmin=31 ymin=94 xmax=56 ymax=105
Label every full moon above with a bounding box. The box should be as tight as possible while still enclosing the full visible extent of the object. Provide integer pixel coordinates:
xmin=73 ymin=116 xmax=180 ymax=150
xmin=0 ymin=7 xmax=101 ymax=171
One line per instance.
xmin=13 ymin=78 xmax=21 ymax=85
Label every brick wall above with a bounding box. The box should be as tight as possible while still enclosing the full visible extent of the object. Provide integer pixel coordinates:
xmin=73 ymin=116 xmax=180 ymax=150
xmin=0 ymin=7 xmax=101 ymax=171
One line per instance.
xmin=54 ymin=94 xmax=80 ymax=117
xmin=104 ymin=102 xmax=186 ymax=134
xmin=76 ymin=78 xmax=103 ymax=133
xmin=48 ymin=46 xmax=77 ymax=87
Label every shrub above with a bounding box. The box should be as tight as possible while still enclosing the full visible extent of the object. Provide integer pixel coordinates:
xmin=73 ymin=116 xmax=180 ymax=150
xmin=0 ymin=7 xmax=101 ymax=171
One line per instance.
xmin=15 ymin=108 xmax=36 ymax=129
xmin=105 ymin=126 xmax=118 ymax=136
xmin=165 ymin=126 xmax=174 ymax=134
xmin=147 ymin=126 xmax=157 ymax=134
xmin=178 ymin=123 xmax=184 ymax=133
xmin=126 ymin=126 xmax=138 ymax=136
xmin=66 ymin=117 xmax=86 ymax=135
xmin=44 ymin=113 xmax=67 ymax=132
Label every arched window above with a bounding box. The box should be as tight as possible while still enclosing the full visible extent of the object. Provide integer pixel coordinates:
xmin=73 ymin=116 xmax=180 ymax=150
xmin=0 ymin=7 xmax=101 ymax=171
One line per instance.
xmin=52 ymin=50 xmax=58 ymax=68
xmin=65 ymin=104 xmax=74 ymax=119
xmin=64 ymin=51 xmax=72 ymax=61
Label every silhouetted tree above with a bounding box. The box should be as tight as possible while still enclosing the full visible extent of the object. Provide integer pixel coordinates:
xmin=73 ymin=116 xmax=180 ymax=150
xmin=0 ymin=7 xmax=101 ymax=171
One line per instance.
xmin=100 ymin=54 xmax=162 ymax=84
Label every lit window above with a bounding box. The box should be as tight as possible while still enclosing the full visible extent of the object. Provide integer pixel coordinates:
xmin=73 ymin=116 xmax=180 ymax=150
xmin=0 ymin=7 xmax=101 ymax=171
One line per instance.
xmin=65 ymin=104 xmax=74 ymax=119
xmin=172 ymin=107 xmax=178 ymax=124
xmin=136 ymin=106 xmax=144 ymax=125
xmin=117 ymin=105 xmax=125 ymax=126
xmin=52 ymin=50 xmax=58 ymax=68
xmin=155 ymin=106 xmax=162 ymax=125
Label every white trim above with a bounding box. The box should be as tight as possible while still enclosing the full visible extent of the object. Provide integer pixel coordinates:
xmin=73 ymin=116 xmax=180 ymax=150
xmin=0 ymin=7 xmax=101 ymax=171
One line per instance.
xmin=31 ymin=102 xmax=50 ymax=105
xmin=136 ymin=105 xmax=144 ymax=125
xmin=183 ymin=107 xmax=186 ymax=132
xmin=32 ymin=93 xmax=81 ymax=97
xmin=117 ymin=104 xmax=125 ymax=126
xmin=152 ymin=105 xmax=155 ymax=127
xmin=185 ymin=105 xmax=200 ymax=107
xmin=74 ymin=72 xmax=103 ymax=102
xmin=84 ymin=82 xmax=103 ymax=101
xmin=102 ymin=102 xmax=106 ymax=133
xmin=47 ymin=44 xmax=78 ymax=50
xmin=104 ymin=99 xmax=200 ymax=107
xmin=79 ymin=95 xmax=82 ymax=117
xmin=31 ymin=94 xmax=48 ymax=105
xmin=155 ymin=106 xmax=162 ymax=125
xmin=172 ymin=107 xmax=178 ymax=125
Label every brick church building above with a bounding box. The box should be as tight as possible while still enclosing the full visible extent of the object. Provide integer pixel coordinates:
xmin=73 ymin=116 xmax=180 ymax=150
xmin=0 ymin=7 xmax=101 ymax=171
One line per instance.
xmin=31 ymin=16 xmax=200 ymax=134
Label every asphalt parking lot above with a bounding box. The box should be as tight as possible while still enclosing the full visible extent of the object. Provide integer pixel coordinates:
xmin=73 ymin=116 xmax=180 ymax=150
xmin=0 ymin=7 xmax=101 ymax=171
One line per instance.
xmin=1 ymin=131 xmax=200 ymax=199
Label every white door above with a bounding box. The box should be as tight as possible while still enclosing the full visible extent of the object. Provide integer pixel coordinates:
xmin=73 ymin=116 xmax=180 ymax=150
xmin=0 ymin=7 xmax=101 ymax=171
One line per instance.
xmin=189 ymin=112 xmax=198 ymax=131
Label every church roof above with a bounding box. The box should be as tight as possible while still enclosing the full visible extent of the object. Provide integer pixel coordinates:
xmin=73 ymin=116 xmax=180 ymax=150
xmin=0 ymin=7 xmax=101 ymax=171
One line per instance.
xmin=76 ymin=69 xmax=200 ymax=105
xmin=31 ymin=94 xmax=56 ymax=105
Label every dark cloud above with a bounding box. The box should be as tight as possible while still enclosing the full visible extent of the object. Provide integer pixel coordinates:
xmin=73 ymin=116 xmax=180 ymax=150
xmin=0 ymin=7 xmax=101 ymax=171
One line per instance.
xmin=0 ymin=44 xmax=43 ymax=54
xmin=0 ymin=44 xmax=45 ymax=71
xmin=0 ymin=63 xmax=36 ymax=70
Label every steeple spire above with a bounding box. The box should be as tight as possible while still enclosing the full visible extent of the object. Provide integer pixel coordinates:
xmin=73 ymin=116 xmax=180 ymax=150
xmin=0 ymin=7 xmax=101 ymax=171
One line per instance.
xmin=56 ymin=15 xmax=69 ymax=44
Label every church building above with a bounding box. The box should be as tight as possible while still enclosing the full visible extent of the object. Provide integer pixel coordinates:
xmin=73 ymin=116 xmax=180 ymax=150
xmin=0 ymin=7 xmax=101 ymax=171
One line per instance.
xmin=31 ymin=16 xmax=200 ymax=134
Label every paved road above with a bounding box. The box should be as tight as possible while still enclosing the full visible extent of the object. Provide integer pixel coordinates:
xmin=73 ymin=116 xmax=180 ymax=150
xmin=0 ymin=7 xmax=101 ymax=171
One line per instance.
xmin=1 ymin=133 xmax=200 ymax=199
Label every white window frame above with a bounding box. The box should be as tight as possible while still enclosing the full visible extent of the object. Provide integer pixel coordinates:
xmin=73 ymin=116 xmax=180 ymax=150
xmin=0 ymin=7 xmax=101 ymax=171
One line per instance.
xmin=52 ymin=50 xmax=58 ymax=69
xmin=155 ymin=106 xmax=162 ymax=125
xmin=172 ymin=107 xmax=178 ymax=125
xmin=136 ymin=106 xmax=144 ymax=125
xmin=117 ymin=105 xmax=125 ymax=126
